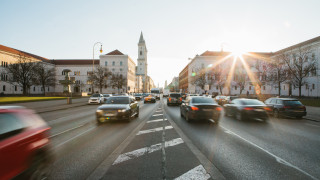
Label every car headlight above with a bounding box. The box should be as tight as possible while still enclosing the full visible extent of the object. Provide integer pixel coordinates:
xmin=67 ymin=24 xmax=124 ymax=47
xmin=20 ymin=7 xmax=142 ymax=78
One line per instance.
xmin=118 ymin=109 xmax=127 ymax=112
xmin=96 ymin=109 xmax=103 ymax=113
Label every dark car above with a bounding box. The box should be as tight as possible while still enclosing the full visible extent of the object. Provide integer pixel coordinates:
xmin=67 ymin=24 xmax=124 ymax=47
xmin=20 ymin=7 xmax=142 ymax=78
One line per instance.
xmin=96 ymin=96 xmax=139 ymax=124
xmin=224 ymin=98 xmax=268 ymax=121
xmin=180 ymin=96 xmax=222 ymax=123
xmin=264 ymin=98 xmax=306 ymax=118
xmin=0 ymin=106 xmax=52 ymax=180
xmin=134 ymin=93 xmax=143 ymax=101
xmin=167 ymin=93 xmax=182 ymax=106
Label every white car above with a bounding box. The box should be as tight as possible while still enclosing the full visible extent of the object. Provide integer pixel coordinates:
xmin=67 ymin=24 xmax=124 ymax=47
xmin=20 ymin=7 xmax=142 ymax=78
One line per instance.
xmin=88 ymin=94 xmax=104 ymax=104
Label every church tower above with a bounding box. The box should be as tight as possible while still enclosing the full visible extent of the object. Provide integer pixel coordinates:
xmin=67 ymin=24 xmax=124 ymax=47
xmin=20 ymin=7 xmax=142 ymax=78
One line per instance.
xmin=137 ymin=32 xmax=148 ymax=76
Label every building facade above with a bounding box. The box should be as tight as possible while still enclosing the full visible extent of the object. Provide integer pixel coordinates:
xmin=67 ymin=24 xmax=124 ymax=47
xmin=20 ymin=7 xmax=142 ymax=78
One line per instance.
xmin=179 ymin=64 xmax=189 ymax=93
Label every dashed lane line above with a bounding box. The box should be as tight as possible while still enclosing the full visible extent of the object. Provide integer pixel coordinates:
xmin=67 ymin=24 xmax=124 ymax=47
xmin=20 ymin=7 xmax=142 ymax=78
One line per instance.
xmin=152 ymin=114 xmax=163 ymax=117
xmin=55 ymin=126 xmax=96 ymax=149
xmin=146 ymin=119 xmax=168 ymax=123
xmin=136 ymin=126 xmax=173 ymax=135
xmin=220 ymin=125 xmax=318 ymax=180
xmin=174 ymin=165 xmax=211 ymax=180
xmin=112 ymin=138 xmax=184 ymax=165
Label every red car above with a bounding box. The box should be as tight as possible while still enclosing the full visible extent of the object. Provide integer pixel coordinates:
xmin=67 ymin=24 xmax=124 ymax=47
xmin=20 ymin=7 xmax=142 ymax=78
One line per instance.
xmin=0 ymin=106 xmax=52 ymax=179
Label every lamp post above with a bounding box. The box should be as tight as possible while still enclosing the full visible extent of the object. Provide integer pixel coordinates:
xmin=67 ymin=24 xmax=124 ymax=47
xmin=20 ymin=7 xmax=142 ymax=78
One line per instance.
xmin=92 ymin=42 xmax=103 ymax=94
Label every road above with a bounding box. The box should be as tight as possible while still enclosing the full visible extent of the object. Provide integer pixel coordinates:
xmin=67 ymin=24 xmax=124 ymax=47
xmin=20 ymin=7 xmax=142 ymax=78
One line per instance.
xmin=35 ymin=98 xmax=320 ymax=179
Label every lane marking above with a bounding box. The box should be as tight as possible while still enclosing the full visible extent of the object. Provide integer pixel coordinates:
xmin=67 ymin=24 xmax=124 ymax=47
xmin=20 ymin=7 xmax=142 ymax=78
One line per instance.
xmin=136 ymin=126 xmax=173 ymax=135
xmin=49 ymin=123 xmax=88 ymax=138
xmin=112 ymin=138 xmax=184 ymax=165
xmin=305 ymin=123 xmax=320 ymax=127
xmin=55 ymin=126 xmax=96 ymax=149
xmin=152 ymin=114 xmax=163 ymax=117
xmin=220 ymin=126 xmax=318 ymax=180
xmin=147 ymin=119 xmax=168 ymax=123
xmin=174 ymin=165 xmax=211 ymax=180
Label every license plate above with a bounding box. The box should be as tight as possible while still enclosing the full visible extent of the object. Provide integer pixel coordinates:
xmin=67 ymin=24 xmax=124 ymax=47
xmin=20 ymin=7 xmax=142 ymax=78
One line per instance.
xmin=105 ymin=113 xmax=114 ymax=116
xmin=255 ymin=109 xmax=263 ymax=112
xmin=203 ymin=109 xmax=212 ymax=112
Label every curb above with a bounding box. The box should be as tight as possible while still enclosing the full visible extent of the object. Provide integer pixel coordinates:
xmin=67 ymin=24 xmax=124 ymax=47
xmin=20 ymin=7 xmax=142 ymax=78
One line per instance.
xmin=304 ymin=117 xmax=320 ymax=122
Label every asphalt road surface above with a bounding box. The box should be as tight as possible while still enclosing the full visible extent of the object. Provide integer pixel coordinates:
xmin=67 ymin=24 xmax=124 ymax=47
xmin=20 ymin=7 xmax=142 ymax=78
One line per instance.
xmin=36 ymin=98 xmax=319 ymax=180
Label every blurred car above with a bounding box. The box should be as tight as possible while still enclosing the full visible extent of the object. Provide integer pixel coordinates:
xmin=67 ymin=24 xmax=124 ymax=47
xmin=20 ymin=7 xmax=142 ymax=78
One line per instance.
xmin=224 ymin=98 xmax=268 ymax=121
xmin=187 ymin=94 xmax=199 ymax=97
xmin=96 ymin=96 xmax=139 ymax=124
xmin=180 ymin=96 xmax=222 ymax=123
xmin=88 ymin=93 xmax=104 ymax=104
xmin=144 ymin=94 xmax=156 ymax=103
xmin=102 ymin=94 xmax=112 ymax=102
xmin=264 ymin=98 xmax=306 ymax=118
xmin=215 ymin=95 xmax=227 ymax=105
xmin=202 ymin=94 xmax=212 ymax=98
xmin=134 ymin=93 xmax=143 ymax=101
xmin=113 ymin=93 xmax=129 ymax=96
xmin=221 ymin=96 xmax=238 ymax=105
xmin=181 ymin=93 xmax=187 ymax=100
xmin=0 ymin=106 xmax=52 ymax=179
xmin=167 ymin=93 xmax=182 ymax=106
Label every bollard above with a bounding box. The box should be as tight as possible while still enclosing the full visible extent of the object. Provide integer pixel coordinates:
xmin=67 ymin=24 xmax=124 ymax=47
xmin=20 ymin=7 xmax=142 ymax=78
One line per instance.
xmin=67 ymin=97 xmax=72 ymax=104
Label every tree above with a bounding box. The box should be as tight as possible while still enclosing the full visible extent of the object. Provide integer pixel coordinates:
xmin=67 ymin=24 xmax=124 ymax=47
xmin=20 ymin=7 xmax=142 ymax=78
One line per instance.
xmin=33 ymin=62 xmax=56 ymax=95
xmin=234 ymin=72 xmax=247 ymax=95
xmin=191 ymin=68 xmax=207 ymax=94
xmin=87 ymin=66 xmax=112 ymax=93
xmin=110 ymin=73 xmax=127 ymax=93
xmin=282 ymin=47 xmax=317 ymax=97
xmin=5 ymin=54 xmax=38 ymax=95
xmin=213 ymin=66 xmax=225 ymax=94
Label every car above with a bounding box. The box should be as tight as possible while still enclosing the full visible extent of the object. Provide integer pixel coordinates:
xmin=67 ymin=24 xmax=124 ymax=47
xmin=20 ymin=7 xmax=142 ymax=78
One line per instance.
xmin=102 ymin=94 xmax=112 ymax=102
xmin=224 ymin=98 xmax=268 ymax=121
xmin=180 ymin=96 xmax=222 ymax=123
xmin=167 ymin=93 xmax=182 ymax=106
xmin=181 ymin=93 xmax=187 ymax=100
xmin=96 ymin=96 xmax=139 ymax=124
xmin=151 ymin=88 xmax=161 ymax=100
xmin=0 ymin=106 xmax=53 ymax=179
xmin=134 ymin=93 xmax=143 ymax=101
xmin=144 ymin=94 xmax=156 ymax=103
xmin=113 ymin=93 xmax=129 ymax=96
xmin=221 ymin=96 xmax=238 ymax=105
xmin=215 ymin=95 xmax=227 ymax=105
xmin=264 ymin=98 xmax=307 ymax=118
xmin=88 ymin=94 xmax=104 ymax=104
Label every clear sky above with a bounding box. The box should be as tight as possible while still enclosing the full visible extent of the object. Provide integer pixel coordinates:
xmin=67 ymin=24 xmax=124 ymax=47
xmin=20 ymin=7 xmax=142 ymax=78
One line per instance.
xmin=1 ymin=0 xmax=320 ymax=87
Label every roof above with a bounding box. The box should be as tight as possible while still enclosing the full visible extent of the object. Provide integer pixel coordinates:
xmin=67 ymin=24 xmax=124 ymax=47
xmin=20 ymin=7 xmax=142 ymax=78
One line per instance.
xmin=51 ymin=59 xmax=100 ymax=65
xmin=0 ymin=44 xmax=50 ymax=62
xmin=200 ymin=51 xmax=232 ymax=56
xmin=275 ymin=36 xmax=320 ymax=54
xmin=105 ymin=49 xmax=124 ymax=55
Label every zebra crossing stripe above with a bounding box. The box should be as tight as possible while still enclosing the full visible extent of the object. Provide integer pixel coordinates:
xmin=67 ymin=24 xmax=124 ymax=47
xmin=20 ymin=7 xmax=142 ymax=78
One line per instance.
xmin=112 ymin=138 xmax=184 ymax=165
xmin=174 ymin=165 xmax=211 ymax=180
xmin=136 ymin=126 xmax=173 ymax=135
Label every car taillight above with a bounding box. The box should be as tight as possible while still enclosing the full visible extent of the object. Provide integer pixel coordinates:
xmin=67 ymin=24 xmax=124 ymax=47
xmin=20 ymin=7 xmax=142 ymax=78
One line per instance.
xmin=169 ymin=98 xmax=172 ymax=101
xmin=264 ymin=107 xmax=272 ymax=111
xmin=180 ymin=98 xmax=182 ymax=101
xmin=244 ymin=107 xmax=254 ymax=111
xmin=301 ymin=106 xmax=306 ymax=110
xmin=216 ymin=107 xmax=223 ymax=111
xmin=191 ymin=106 xmax=199 ymax=111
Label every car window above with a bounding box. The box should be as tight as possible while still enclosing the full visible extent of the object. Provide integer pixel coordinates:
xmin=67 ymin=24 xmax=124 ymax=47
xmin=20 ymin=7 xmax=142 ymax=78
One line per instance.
xmin=276 ymin=99 xmax=282 ymax=104
xmin=191 ymin=97 xmax=216 ymax=104
xmin=270 ymin=99 xmax=276 ymax=104
xmin=103 ymin=95 xmax=110 ymax=97
xmin=106 ymin=97 xmax=129 ymax=104
xmin=91 ymin=94 xmax=100 ymax=97
xmin=0 ymin=113 xmax=26 ymax=141
xmin=169 ymin=94 xmax=181 ymax=97
xmin=283 ymin=100 xmax=303 ymax=106
xmin=242 ymin=99 xmax=265 ymax=105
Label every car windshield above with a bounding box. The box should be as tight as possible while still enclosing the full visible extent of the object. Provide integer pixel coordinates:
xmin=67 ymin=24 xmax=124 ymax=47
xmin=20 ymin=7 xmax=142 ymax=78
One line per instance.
xmin=103 ymin=95 xmax=110 ymax=97
xmin=135 ymin=94 xmax=142 ymax=96
xmin=284 ymin=100 xmax=303 ymax=106
xmin=91 ymin=94 xmax=100 ymax=97
xmin=242 ymin=99 xmax=265 ymax=105
xmin=106 ymin=97 xmax=129 ymax=104
xmin=191 ymin=97 xmax=216 ymax=104
xmin=170 ymin=94 xmax=181 ymax=97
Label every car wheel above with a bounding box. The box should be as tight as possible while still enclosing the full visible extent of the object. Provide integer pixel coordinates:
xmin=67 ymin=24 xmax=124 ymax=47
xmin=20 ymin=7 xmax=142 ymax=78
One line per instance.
xmin=180 ymin=109 xmax=183 ymax=117
xmin=135 ymin=110 xmax=139 ymax=117
xmin=273 ymin=109 xmax=279 ymax=118
xmin=236 ymin=111 xmax=243 ymax=121
xmin=28 ymin=154 xmax=50 ymax=180
xmin=186 ymin=112 xmax=191 ymax=122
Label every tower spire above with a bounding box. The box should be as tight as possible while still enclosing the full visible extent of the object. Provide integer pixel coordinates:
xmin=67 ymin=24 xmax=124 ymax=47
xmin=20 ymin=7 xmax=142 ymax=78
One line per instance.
xmin=139 ymin=31 xmax=145 ymax=44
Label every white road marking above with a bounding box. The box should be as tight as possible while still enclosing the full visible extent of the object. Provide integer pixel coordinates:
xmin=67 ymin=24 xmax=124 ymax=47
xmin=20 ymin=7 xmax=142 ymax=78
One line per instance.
xmin=55 ymin=126 xmax=96 ymax=148
xmin=174 ymin=165 xmax=211 ymax=180
xmin=153 ymin=113 xmax=163 ymax=116
xmin=305 ymin=123 xmax=320 ymax=127
xmin=147 ymin=119 xmax=167 ymax=123
xmin=49 ymin=123 xmax=87 ymax=138
xmin=136 ymin=126 xmax=173 ymax=135
xmin=220 ymin=126 xmax=318 ymax=180
xmin=113 ymin=138 xmax=184 ymax=165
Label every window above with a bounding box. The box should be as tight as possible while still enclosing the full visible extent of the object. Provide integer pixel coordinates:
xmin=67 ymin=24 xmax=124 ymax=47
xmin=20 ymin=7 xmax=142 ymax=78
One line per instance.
xmin=112 ymin=68 xmax=115 ymax=72
xmin=284 ymin=85 xmax=285 ymax=90
xmin=306 ymin=84 xmax=308 ymax=89
xmin=3 ymin=85 xmax=5 ymax=91
xmin=120 ymin=68 xmax=122 ymax=71
xmin=112 ymin=61 xmax=115 ymax=66
xmin=120 ymin=61 xmax=123 ymax=66
xmin=263 ymin=86 xmax=266 ymax=90
xmin=74 ymin=71 xmax=80 ymax=76
xmin=15 ymin=86 xmax=17 ymax=91
xmin=140 ymin=51 xmax=142 ymax=56
xmin=312 ymin=84 xmax=315 ymax=89
xmin=105 ymin=61 xmax=108 ymax=66
xmin=216 ymin=86 xmax=218 ymax=90
xmin=0 ymin=113 xmax=26 ymax=140
xmin=33 ymin=87 xmax=36 ymax=92
xmin=235 ymin=86 xmax=237 ymax=90
xmin=249 ymin=86 xmax=251 ymax=90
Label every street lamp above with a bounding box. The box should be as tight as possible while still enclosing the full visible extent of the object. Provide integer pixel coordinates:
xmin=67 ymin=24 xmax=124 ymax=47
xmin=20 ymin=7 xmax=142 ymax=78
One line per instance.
xmin=92 ymin=42 xmax=103 ymax=93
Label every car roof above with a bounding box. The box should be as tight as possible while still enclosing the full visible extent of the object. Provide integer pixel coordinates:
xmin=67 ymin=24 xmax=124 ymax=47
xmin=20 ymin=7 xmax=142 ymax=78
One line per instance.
xmin=269 ymin=97 xmax=298 ymax=100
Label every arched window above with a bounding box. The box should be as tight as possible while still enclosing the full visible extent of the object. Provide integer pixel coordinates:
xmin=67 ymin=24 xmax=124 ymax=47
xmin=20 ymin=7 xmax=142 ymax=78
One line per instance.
xmin=140 ymin=51 xmax=142 ymax=55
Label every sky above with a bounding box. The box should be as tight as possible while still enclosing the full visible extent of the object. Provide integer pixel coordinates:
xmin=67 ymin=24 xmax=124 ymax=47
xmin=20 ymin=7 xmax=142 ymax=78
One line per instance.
xmin=1 ymin=0 xmax=320 ymax=88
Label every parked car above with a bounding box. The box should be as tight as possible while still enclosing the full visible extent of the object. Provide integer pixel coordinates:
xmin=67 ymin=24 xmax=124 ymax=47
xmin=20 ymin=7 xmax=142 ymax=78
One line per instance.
xmin=0 ymin=106 xmax=52 ymax=179
xmin=224 ymin=98 xmax=268 ymax=121
xmin=167 ymin=93 xmax=183 ymax=106
xmin=264 ymin=98 xmax=307 ymax=118
xmin=215 ymin=95 xmax=227 ymax=105
xmin=102 ymin=94 xmax=112 ymax=102
xmin=180 ymin=96 xmax=222 ymax=123
xmin=96 ymin=96 xmax=139 ymax=124
xmin=134 ymin=93 xmax=143 ymax=101
xmin=144 ymin=94 xmax=156 ymax=103
xmin=113 ymin=93 xmax=129 ymax=96
xmin=88 ymin=94 xmax=104 ymax=104
xmin=221 ymin=96 xmax=238 ymax=105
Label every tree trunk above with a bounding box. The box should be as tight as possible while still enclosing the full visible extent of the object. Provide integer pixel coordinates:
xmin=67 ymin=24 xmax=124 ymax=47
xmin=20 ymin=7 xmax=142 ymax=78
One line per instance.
xmin=278 ymin=82 xmax=281 ymax=96
xmin=299 ymin=84 xmax=302 ymax=97
xmin=23 ymin=84 xmax=27 ymax=96
xmin=42 ymin=84 xmax=46 ymax=95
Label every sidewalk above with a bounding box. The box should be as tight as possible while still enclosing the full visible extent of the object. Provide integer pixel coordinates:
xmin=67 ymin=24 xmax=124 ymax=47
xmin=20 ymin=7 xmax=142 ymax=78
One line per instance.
xmin=305 ymin=106 xmax=320 ymax=122
xmin=1 ymin=97 xmax=89 ymax=113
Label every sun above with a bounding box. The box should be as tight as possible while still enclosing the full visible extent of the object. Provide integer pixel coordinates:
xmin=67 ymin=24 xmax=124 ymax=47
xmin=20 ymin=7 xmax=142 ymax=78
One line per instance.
xmin=231 ymin=49 xmax=245 ymax=58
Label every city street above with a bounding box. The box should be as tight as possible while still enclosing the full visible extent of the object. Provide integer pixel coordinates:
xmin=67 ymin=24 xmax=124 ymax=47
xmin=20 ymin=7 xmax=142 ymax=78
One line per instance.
xmin=30 ymin=98 xmax=320 ymax=180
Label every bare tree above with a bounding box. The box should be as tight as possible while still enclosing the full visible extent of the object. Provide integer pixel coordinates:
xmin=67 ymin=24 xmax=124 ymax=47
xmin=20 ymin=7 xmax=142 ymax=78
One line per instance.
xmin=212 ymin=66 xmax=225 ymax=94
xmin=234 ymin=72 xmax=247 ymax=95
xmin=282 ymin=47 xmax=317 ymax=97
xmin=5 ymin=54 xmax=38 ymax=95
xmin=110 ymin=73 xmax=127 ymax=93
xmin=87 ymin=66 xmax=112 ymax=93
xmin=191 ymin=68 xmax=207 ymax=93
xmin=33 ymin=62 xmax=56 ymax=95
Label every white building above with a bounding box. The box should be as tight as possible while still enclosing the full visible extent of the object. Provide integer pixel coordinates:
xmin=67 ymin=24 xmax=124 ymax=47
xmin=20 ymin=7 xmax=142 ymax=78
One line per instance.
xmin=136 ymin=32 xmax=149 ymax=92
